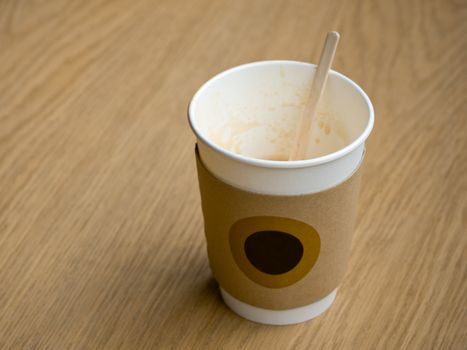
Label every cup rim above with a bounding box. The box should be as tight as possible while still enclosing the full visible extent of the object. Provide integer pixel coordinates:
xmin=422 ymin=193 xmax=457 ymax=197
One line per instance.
xmin=188 ymin=60 xmax=374 ymax=169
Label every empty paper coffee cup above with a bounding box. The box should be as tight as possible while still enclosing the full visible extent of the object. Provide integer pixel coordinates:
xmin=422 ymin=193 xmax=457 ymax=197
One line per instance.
xmin=188 ymin=61 xmax=374 ymax=325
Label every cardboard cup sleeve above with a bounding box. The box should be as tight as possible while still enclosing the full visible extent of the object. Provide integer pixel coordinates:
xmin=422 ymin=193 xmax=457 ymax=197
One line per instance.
xmin=196 ymin=147 xmax=363 ymax=310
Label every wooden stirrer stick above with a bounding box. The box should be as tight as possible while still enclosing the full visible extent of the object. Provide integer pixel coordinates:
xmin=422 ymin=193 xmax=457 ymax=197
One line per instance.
xmin=289 ymin=31 xmax=340 ymax=160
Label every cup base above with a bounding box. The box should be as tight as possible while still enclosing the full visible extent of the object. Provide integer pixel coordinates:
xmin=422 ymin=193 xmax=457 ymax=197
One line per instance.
xmin=220 ymin=288 xmax=337 ymax=325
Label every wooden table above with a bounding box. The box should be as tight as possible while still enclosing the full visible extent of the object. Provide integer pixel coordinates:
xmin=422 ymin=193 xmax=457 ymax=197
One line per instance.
xmin=1 ymin=0 xmax=466 ymax=348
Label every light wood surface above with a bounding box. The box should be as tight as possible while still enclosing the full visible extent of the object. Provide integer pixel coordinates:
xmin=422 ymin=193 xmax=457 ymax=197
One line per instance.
xmin=1 ymin=0 xmax=466 ymax=349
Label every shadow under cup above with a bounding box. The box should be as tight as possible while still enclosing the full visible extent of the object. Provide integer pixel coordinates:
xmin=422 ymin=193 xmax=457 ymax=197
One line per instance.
xmin=188 ymin=61 xmax=374 ymax=325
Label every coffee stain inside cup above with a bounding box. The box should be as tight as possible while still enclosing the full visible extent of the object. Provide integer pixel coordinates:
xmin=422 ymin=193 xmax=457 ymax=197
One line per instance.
xmin=203 ymin=79 xmax=351 ymax=161
xmin=208 ymin=106 xmax=350 ymax=161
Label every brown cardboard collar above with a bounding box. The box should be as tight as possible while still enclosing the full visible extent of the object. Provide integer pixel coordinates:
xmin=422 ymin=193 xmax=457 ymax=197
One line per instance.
xmin=196 ymin=146 xmax=363 ymax=310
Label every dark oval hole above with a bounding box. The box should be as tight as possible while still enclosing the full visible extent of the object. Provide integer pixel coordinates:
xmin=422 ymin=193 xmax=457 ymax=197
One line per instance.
xmin=244 ymin=230 xmax=303 ymax=275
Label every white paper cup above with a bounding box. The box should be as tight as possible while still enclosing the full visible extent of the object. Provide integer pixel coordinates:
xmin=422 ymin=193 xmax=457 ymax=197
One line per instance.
xmin=188 ymin=61 xmax=374 ymax=325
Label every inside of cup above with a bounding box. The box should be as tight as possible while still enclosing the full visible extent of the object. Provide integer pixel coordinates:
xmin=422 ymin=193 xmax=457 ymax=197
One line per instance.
xmin=192 ymin=62 xmax=370 ymax=160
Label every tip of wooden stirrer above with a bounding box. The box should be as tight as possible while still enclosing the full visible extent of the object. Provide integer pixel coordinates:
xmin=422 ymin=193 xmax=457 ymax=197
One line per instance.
xmin=326 ymin=31 xmax=340 ymax=45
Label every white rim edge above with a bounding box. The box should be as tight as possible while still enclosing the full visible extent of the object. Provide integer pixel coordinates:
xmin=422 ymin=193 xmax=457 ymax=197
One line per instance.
xmin=188 ymin=60 xmax=374 ymax=169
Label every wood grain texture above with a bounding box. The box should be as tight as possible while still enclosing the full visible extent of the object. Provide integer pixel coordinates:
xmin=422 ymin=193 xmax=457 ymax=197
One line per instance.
xmin=0 ymin=0 xmax=466 ymax=349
